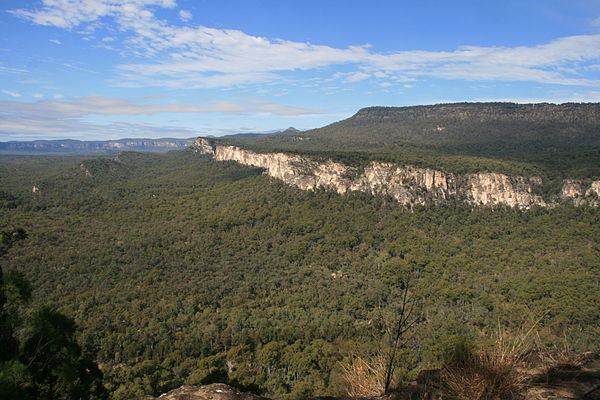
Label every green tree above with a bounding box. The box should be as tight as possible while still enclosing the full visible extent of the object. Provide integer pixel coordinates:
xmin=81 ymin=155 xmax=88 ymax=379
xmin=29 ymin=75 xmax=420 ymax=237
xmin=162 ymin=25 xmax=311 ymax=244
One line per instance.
xmin=21 ymin=307 xmax=107 ymax=400
xmin=0 ymin=229 xmax=26 ymax=362
xmin=0 ymin=229 xmax=107 ymax=400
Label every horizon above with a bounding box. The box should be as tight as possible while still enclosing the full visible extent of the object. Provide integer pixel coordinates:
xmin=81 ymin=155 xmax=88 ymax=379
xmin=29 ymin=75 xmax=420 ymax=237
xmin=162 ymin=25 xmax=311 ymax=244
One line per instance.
xmin=2 ymin=0 xmax=600 ymax=141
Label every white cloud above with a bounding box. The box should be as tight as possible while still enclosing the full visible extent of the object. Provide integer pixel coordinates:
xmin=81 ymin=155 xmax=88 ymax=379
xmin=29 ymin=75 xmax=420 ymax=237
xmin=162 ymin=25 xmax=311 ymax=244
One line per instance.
xmin=335 ymin=71 xmax=370 ymax=83
xmin=1 ymin=89 xmax=22 ymax=98
xmin=0 ymin=96 xmax=322 ymax=119
xmin=363 ymin=35 xmax=600 ymax=86
xmin=32 ymin=93 xmax=44 ymax=98
xmin=0 ymin=66 xmax=29 ymax=74
xmin=0 ymin=114 xmax=88 ymax=134
xmin=179 ymin=10 xmax=192 ymax=22
xmin=116 ymin=71 xmax=281 ymax=89
xmin=9 ymin=0 xmax=176 ymax=29
xmin=9 ymin=0 xmax=600 ymax=89
xmin=49 ymin=39 xmax=61 ymax=44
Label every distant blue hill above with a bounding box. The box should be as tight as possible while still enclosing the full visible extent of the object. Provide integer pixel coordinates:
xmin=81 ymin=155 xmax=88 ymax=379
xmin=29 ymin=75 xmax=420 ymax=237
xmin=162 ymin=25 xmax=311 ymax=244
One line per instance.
xmin=0 ymin=137 xmax=195 ymax=155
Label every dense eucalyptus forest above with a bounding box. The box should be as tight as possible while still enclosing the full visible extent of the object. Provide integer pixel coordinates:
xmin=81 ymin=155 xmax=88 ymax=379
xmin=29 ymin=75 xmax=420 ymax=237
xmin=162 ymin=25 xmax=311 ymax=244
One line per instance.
xmin=0 ymin=149 xmax=599 ymax=399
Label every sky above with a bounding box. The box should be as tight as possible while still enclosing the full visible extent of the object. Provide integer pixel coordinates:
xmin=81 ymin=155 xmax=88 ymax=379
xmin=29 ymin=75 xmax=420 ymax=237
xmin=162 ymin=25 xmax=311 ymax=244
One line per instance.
xmin=1 ymin=0 xmax=600 ymax=141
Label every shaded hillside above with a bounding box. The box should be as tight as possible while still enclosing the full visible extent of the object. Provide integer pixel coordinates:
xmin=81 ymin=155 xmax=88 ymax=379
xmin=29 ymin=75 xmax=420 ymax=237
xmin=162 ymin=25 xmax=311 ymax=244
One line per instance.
xmin=236 ymin=103 xmax=600 ymax=156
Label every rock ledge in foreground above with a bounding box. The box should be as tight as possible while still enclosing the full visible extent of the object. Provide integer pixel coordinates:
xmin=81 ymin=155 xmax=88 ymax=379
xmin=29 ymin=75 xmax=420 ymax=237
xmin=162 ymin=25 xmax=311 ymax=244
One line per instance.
xmin=129 ymin=383 xmax=269 ymax=400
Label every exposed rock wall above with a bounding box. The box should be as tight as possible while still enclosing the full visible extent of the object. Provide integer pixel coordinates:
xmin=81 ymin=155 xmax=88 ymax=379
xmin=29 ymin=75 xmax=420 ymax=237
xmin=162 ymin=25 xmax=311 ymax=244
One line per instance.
xmin=192 ymin=138 xmax=599 ymax=208
xmin=560 ymin=180 xmax=600 ymax=207
xmin=468 ymin=173 xmax=546 ymax=208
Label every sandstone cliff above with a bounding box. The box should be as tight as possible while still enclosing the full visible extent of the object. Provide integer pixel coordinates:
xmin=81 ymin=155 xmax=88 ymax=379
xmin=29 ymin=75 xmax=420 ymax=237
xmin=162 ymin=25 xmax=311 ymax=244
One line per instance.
xmin=192 ymin=138 xmax=599 ymax=208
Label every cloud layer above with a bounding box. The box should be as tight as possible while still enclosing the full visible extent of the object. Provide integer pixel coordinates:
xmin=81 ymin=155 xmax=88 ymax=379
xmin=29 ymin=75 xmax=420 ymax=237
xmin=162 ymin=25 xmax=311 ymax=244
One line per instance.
xmin=11 ymin=0 xmax=600 ymax=89
xmin=1 ymin=96 xmax=321 ymax=118
xmin=0 ymin=96 xmax=322 ymax=139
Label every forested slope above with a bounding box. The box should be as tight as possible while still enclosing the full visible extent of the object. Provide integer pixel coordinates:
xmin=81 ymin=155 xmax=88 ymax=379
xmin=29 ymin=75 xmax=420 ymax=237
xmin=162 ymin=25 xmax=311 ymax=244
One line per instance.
xmin=235 ymin=103 xmax=600 ymax=155
xmin=0 ymin=150 xmax=599 ymax=399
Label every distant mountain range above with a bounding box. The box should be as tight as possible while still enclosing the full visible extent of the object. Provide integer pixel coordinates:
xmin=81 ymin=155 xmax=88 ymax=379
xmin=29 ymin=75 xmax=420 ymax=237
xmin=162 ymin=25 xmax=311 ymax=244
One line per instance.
xmin=211 ymin=127 xmax=301 ymax=139
xmin=0 ymin=138 xmax=195 ymax=155
xmin=0 ymin=128 xmax=302 ymax=155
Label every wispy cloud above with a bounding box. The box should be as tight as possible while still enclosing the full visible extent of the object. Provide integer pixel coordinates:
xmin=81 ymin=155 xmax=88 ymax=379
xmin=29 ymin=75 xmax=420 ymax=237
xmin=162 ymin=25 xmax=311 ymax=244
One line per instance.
xmin=0 ymin=66 xmax=29 ymax=74
xmin=0 ymin=115 xmax=199 ymax=141
xmin=0 ymin=96 xmax=322 ymax=118
xmin=364 ymin=35 xmax=600 ymax=86
xmin=49 ymin=39 xmax=61 ymax=44
xmin=9 ymin=0 xmax=600 ymax=89
xmin=1 ymin=89 xmax=22 ymax=98
xmin=178 ymin=10 xmax=192 ymax=22
xmin=0 ymin=114 xmax=89 ymax=134
xmin=0 ymin=96 xmax=322 ymax=138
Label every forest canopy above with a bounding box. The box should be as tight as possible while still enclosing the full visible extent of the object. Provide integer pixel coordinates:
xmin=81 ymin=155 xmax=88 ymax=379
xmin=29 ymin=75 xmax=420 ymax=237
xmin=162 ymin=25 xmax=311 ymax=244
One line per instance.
xmin=0 ymin=149 xmax=598 ymax=399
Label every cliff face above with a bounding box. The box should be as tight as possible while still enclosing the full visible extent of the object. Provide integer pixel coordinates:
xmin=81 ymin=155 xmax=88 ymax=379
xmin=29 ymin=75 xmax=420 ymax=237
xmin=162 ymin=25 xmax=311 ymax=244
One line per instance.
xmin=192 ymin=138 xmax=599 ymax=208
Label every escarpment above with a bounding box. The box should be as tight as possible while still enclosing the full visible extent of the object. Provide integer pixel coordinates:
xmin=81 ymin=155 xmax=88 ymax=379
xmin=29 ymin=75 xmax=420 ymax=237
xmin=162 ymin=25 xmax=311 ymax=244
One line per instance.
xmin=192 ymin=138 xmax=599 ymax=208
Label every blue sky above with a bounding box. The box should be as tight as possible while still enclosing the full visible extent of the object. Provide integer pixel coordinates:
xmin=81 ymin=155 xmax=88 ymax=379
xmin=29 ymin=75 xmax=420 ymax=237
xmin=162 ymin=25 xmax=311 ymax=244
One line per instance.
xmin=1 ymin=0 xmax=600 ymax=141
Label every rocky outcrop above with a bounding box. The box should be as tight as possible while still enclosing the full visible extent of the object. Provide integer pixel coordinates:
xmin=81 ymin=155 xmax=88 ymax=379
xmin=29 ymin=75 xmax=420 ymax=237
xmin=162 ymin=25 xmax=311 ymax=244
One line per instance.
xmin=192 ymin=138 xmax=599 ymax=208
xmin=560 ymin=180 xmax=600 ymax=207
xmin=469 ymin=173 xmax=546 ymax=208
xmin=128 ymin=383 xmax=269 ymax=400
xmin=587 ymin=180 xmax=600 ymax=198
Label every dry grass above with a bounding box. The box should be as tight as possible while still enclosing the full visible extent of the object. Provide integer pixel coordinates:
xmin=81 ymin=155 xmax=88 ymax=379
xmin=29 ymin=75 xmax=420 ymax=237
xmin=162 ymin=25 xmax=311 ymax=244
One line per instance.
xmin=441 ymin=351 xmax=526 ymax=400
xmin=439 ymin=319 xmax=541 ymax=400
xmin=338 ymin=354 xmax=390 ymax=397
xmin=537 ymin=348 xmax=585 ymax=381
